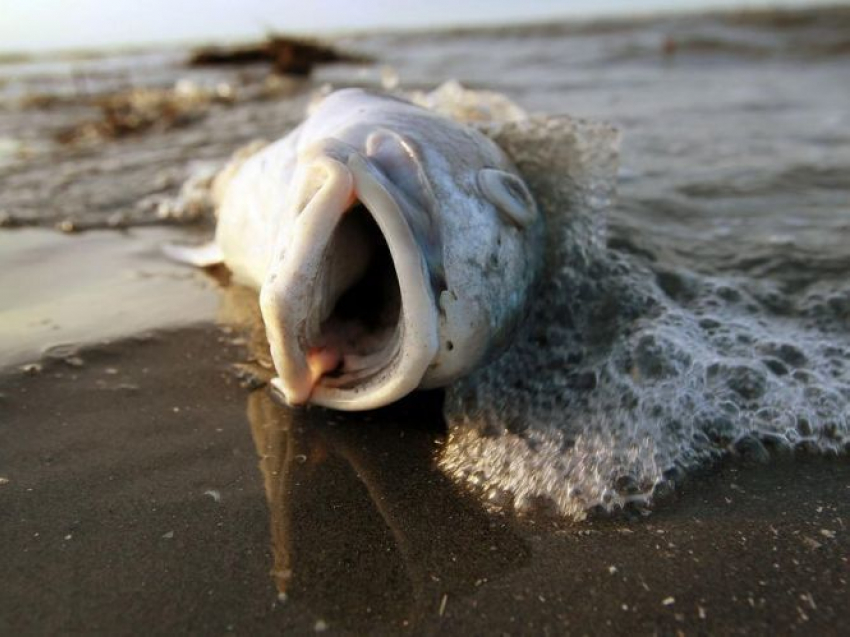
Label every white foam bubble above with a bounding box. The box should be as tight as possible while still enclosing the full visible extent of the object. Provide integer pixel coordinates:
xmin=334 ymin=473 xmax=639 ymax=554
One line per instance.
xmin=427 ymin=84 xmax=849 ymax=518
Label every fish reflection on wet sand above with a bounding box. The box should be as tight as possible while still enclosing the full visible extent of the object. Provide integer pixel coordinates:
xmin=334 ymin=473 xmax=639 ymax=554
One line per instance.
xmin=246 ymin=388 xmax=529 ymax=630
xmin=218 ymin=286 xmax=529 ymax=629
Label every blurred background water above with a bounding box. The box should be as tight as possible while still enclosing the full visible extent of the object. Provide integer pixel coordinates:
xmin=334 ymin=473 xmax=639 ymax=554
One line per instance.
xmin=3 ymin=3 xmax=847 ymax=277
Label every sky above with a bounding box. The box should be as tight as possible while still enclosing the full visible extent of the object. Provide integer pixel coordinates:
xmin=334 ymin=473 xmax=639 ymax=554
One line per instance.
xmin=0 ymin=0 xmax=835 ymax=53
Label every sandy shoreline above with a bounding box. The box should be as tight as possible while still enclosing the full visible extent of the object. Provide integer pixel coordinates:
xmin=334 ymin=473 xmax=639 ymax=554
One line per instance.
xmin=0 ymin=227 xmax=219 ymax=367
xmin=1 ymin=321 xmax=847 ymax=635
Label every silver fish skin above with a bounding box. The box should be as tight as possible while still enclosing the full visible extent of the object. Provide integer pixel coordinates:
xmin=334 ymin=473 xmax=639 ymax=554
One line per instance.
xmin=214 ymin=88 xmax=544 ymax=410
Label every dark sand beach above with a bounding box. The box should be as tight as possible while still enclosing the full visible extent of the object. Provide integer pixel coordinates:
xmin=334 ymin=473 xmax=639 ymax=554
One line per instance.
xmin=1 ymin=6 xmax=849 ymax=635
xmin=1 ymin=324 xmax=847 ymax=634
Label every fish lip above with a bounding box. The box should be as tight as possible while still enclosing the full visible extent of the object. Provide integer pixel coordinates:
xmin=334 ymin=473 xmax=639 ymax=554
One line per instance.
xmin=264 ymin=152 xmax=439 ymax=411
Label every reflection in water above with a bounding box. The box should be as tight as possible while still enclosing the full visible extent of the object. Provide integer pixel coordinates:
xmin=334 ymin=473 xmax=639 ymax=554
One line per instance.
xmin=246 ymin=388 xmax=529 ymax=630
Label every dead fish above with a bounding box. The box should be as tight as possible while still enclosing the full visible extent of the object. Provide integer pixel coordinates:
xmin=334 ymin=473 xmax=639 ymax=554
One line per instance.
xmin=171 ymin=89 xmax=543 ymax=410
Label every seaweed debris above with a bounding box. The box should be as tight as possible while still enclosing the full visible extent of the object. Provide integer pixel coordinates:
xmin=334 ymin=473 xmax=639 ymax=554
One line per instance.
xmin=55 ymin=81 xmax=234 ymax=145
xmin=188 ymin=35 xmax=370 ymax=76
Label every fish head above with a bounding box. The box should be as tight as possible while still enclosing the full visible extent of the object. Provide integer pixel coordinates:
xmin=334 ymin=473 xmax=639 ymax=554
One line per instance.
xmin=260 ymin=106 xmax=543 ymax=411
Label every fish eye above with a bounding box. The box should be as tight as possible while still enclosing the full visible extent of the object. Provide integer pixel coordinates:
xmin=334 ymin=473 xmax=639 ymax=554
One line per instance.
xmin=478 ymin=168 xmax=538 ymax=228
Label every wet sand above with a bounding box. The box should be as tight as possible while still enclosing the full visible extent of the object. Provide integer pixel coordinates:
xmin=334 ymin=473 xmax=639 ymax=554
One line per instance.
xmin=1 ymin=317 xmax=847 ymax=635
xmin=0 ymin=227 xmax=218 ymax=366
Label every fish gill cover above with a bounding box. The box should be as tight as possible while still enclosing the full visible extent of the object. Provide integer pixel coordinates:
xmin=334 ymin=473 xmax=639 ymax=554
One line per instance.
xmin=425 ymin=83 xmax=850 ymax=519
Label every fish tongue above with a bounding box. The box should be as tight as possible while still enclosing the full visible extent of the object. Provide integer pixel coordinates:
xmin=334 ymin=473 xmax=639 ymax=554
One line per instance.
xmin=271 ymin=346 xmax=341 ymax=406
xmin=306 ymin=346 xmax=342 ymax=389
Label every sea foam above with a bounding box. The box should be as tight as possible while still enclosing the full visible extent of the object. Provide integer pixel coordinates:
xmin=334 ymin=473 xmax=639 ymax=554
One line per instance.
xmin=429 ymin=84 xmax=850 ymax=518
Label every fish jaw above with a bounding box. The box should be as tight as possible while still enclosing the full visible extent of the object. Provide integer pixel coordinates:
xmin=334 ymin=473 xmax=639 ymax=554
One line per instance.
xmin=261 ymin=153 xmax=440 ymax=411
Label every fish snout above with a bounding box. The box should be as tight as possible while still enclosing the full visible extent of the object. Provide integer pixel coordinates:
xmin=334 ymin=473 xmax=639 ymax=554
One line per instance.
xmin=262 ymin=152 xmax=440 ymax=411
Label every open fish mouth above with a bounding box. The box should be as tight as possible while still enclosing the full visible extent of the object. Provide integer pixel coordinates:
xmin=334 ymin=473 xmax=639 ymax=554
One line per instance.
xmin=262 ymin=152 xmax=439 ymax=411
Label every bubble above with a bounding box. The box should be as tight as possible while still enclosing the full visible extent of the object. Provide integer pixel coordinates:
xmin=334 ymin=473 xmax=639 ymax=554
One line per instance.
xmin=698 ymin=317 xmax=721 ymax=330
xmin=732 ymin=434 xmax=770 ymax=464
xmin=758 ymin=342 xmax=808 ymax=368
xmin=763 ymin=358 xmax=789 ymax=376
xmin=614 ymin=474 xmax=640 ymax=496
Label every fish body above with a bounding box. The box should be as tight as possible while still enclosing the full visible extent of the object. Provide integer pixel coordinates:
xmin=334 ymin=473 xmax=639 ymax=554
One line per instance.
xmin=213 ymin=89 xmax=544 ymax=410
